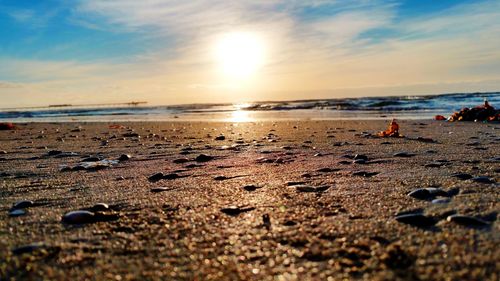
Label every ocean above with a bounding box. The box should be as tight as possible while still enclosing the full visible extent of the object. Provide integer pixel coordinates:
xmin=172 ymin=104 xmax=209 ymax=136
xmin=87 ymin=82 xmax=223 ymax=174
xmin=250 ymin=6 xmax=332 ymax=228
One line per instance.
xmin=1 ymin=92 xmax=499 ymax=122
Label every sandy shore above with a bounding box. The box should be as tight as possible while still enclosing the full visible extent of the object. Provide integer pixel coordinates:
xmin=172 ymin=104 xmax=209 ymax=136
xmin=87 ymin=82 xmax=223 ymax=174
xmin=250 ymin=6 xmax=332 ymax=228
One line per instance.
xmin=0 ymin=120 xmax=498 ymax=280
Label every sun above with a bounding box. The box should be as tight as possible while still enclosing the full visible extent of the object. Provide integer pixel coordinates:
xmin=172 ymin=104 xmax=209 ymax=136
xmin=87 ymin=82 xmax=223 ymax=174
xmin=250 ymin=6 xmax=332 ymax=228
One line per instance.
xmin=214 ymin=32 xmax=265 ymax=79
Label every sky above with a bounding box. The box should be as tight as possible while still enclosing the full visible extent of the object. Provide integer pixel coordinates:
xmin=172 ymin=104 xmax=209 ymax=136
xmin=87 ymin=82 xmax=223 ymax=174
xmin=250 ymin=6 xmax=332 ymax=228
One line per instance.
xmin=1 ymin=0 xmax=500 ymax=108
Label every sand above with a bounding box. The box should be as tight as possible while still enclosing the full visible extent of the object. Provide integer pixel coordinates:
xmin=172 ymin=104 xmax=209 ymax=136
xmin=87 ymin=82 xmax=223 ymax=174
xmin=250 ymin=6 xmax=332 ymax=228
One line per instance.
xmin=0 ymin=120 xmax=499 ymax=280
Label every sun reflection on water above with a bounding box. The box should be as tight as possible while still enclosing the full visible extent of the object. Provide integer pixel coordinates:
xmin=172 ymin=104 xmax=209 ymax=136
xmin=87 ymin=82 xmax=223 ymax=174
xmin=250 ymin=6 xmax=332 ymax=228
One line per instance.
xmin=229 ymin=110 xmax=252 ymax=122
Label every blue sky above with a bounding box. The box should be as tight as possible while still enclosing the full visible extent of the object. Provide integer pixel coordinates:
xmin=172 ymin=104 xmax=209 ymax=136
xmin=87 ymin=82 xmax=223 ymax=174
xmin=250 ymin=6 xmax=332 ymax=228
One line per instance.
xmin=1 ymin=0 xmax=499 ymax=107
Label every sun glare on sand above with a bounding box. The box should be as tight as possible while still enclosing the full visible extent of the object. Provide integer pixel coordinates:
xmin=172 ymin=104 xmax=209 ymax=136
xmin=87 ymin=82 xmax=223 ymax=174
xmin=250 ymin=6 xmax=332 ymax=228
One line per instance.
xmin=214 ymin=32 xmax=265 ymax=79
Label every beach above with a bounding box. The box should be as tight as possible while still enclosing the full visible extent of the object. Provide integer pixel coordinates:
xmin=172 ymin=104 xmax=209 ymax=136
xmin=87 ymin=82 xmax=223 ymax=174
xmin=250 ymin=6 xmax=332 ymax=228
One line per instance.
xmin=0 ymin=120 xmax=498 ymax=280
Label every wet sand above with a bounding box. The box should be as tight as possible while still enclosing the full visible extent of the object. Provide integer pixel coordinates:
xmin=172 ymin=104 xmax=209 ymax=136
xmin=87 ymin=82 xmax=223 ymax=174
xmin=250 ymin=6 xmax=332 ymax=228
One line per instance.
xmin=0 ymin=120 xmax=499 ymax=280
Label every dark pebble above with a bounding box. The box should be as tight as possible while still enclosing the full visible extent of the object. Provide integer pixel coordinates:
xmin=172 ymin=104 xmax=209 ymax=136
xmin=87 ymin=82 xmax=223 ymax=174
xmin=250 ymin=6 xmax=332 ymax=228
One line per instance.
xmin=173 ymin=158 xmax=190 ymax=164
xmin=446 ymin=187 xmax=460 ymax=197
xmin=61 ymin=210 xmax=95 ymax=224
xmin=47 ymin=150 xmax=63 ymax=156
xmin=214 ymin=135 xmax=225 ymax=140
xmin=243 ymin=184 xmax=262 ymax=191
xmin=408 ymin=188 xmax=449 ymax=200
xmin=451 ymin=173 xmax=473 ymax=180
xmin=283 ymin=220 xmax=297 ymax=226
xmin=262 ymin=214 xmax=271 ymax=229
xmin=295 ymin=185 xmax=330 ymax=193
xmin=354 ymin=154 xmax=368 ymax=161
xmin=393 ymin=152 xmax=416 ymax=157
xmin=118 ymin=154 xmax=131 ymax=161
xmin=447 ymin=214 xmax=490 ymax=227
xmin=195 ymin=154 xmax=214 ymax=162
xmin=62 ymin=210 xmax=119 ymax=224
xmin=220 ymin=206 xmax=255 ymax=216
xmin=12 ymin=200 xmax=34 ymax=210
xmin=12 ymin=243 xmax=48 ymax=255
xmin=352 ymin=171 xmax=379 ymax=177
xmin=316 ymin=167 xmax=340 ymax=173
xmin=353 ymin=159 xmax=366 ymax=164
xmin=148 ymin=172 xmax=165 ymax=182
xmin=163 ymin=173 xmax=183 ymax=180
xmin=123 ymin=132 xmax=139 ymax=137
xmin=471 ymin=176 xmax=494 ymax=184
xmin=214 ymin=175 xmax=230 ymax=181
xmin=395 ymin=213 xmax=436 ymax=228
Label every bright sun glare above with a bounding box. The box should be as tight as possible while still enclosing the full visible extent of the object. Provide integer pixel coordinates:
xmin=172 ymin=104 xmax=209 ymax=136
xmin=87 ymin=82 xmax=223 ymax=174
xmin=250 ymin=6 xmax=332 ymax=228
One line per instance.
xmin=215 ymin=32 xmax=265 ymax=79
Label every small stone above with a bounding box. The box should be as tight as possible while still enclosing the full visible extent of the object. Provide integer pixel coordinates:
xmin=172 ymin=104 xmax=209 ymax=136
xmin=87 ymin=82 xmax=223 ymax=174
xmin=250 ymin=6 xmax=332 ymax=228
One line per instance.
xmin=0 ymin=150 xmax=7 ymax=154
xmin=286 ymin=181 xmax=306 ymax=186
xmin=12 ymin=243 xmax=46 ymax=255
xmin=12 ymin=200 xmax=34 ymax=209
xmin=9 ymin=209 xmax=27 ymax=217
xmin=447 ymin=214 xmax=490 ymax=227
xmin=295 ymin=185 xmax=330 ymax=193
xmin=354 ymin=154 xmax=368 ymax=161
xmin=283 ymin=220 xmax=297 ymax=226
xmin=47 ymin=150 xmax=63 ymax=156
xmin=243 ymin=185 xmax=261 ymax=191
xmin=195 ymin=154 xmax=214 ymax=162
xmin=90 ymin=203 xmax=109 ymax=212
xmin=61 ymin=210 xmax=95 ymax=224
xmin=451 ymin=173 xmax=473 ymax=180
xmin=471 ymin=176 xmax=494 ymax=184
xmin=118 ymin=154 xmax=131 ymax=161
xmin=262 ymin=214 xmax=271 ymax=229
xmin=353 ymin=159 xmax=366 ymax=164
xmin=352 ymin=171 xmax=379 ymax=177
xmin=393 ymin=152 xmax=416 ymax=157
xmin=408 ymin=188 xmax=448 ymax=200
xmin=123 ymin=132 xmax=139 ymax=137
xmin=446 ymin=187 xmax=460 ymax=197
xmin=395 ymin=213 xmax=436 ymax=228
xmin=220 ymin=206 xmax=255 ymax=216
xmin=301 ymin=173 xmax=312 ymax=178
xmin=214 ymin=135 xmax=225 ymax=140
xmin=316 ymin=167 xmax=340 ymax=173
xmin=148 ymin=172 xmax=164 ymax=182
xmin=173 ymin=158 xmax=190 ymax=164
